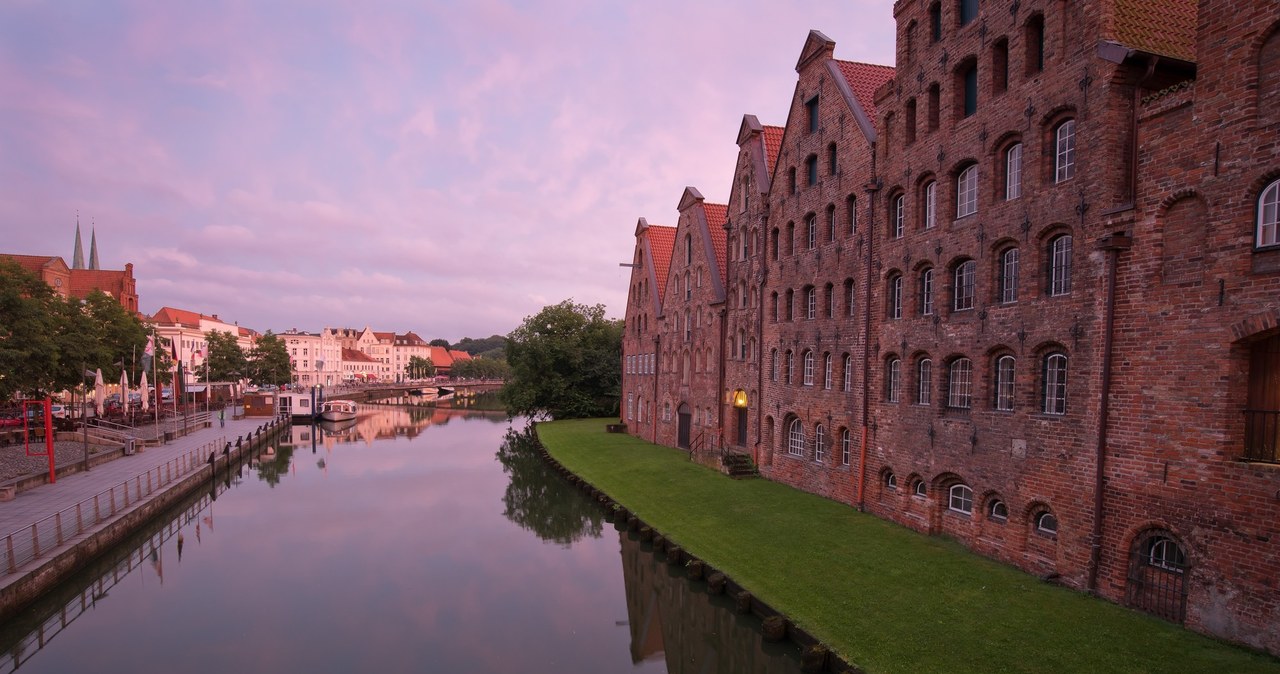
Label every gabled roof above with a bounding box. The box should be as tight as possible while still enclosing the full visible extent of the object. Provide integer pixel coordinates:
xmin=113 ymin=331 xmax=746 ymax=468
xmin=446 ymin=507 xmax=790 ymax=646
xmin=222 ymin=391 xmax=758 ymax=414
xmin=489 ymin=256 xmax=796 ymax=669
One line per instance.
xmin=831 ymin=60 xmax=896 ymax=133
xmin=0 ymin=254 xmax=66 ymax=276
xmin=1111 ymin=0 xmax=1197 ymax=62
xmin=449 ymin=349 xmax=472 ymax=362
xmin=704 ymin=202 xmax=728 ymax=286
xmin=763 ymin=126 xmax=784 ymax=174
xmin=342 ymin=347 xmax=378 ymax=363
xmin=151 ymin=306 xmax=206 ymax=328
xmin=429 ymin=345 xmax=455 ymax=368
xmin=69 ymin=268 xmax=129 ymax=298
xmin=396 ymin=331 xmax=429 ymax=347
xmin=646 ymin=224 xmax=677 ymax=305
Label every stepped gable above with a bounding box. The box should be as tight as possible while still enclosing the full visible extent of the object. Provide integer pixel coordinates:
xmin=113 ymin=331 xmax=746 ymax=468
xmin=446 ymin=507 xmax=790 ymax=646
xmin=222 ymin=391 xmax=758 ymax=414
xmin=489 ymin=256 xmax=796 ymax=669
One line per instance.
xmin=1110 ymin=0 xmax=1197 ymax=62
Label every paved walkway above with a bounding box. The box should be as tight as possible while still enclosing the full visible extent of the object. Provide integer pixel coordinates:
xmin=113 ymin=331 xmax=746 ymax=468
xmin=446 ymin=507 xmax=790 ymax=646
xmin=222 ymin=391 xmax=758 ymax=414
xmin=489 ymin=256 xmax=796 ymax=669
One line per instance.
xmin=0 ymin=411 xmax=282 ymax=593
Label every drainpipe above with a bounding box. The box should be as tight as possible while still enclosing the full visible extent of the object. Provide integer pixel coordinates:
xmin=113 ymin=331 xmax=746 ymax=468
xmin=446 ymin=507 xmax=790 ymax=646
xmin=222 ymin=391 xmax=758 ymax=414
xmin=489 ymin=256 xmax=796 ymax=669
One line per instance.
xmin=653 ymin=334 xmax=661 ymax=444
xmin=718 ymin=304 xmax=728 ymax=450
xmin=1087 ymin=232 xmax=1132 ymax=592
xmin=757 ymin=214 xmax=769 ymax=466
xmin=857 ymin=160 xmax=882 ymax=511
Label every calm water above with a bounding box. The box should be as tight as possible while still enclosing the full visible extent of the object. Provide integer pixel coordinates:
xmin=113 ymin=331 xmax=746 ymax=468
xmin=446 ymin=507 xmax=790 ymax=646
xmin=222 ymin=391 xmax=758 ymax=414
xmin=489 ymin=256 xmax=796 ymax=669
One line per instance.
xmin=0 ymin=402 xmax=801 ymax=673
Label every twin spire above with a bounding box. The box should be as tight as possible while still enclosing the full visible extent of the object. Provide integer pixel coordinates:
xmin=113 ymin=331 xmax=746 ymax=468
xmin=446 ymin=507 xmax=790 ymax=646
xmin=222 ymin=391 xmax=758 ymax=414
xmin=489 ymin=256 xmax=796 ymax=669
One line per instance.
xmin=71 ymin=211 xmax=100 ymax=270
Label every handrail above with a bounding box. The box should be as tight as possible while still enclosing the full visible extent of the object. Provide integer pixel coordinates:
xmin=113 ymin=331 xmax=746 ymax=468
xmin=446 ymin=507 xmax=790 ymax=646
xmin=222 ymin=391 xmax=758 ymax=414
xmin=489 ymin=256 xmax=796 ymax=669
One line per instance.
xmin=1 ymin=438 xmax=225 ymax=576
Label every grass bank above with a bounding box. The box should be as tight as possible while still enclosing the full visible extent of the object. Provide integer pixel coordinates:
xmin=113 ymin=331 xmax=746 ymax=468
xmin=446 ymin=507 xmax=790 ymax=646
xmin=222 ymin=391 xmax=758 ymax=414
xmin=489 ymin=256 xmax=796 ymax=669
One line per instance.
xmin=536 ymin=418 xmax=1280 ymax=674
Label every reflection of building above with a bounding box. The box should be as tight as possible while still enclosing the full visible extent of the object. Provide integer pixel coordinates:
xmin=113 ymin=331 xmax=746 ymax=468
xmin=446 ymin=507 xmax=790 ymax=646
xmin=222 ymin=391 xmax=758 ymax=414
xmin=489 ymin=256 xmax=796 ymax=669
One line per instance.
xmin=619 ymin=4 xmax=1280 ymax=655
xmin=618 ymin=531 xmax=801 ymax=673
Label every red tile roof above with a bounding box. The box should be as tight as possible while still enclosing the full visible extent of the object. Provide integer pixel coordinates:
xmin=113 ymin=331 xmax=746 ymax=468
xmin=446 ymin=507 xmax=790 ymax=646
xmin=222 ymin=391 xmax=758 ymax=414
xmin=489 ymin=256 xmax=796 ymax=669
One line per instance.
xmin=449 ymin=349 xmax=472 ymax=362
xmin=645 ymin=225 xmax=677 ymax=305
xmin=703 ymin=202 xmax=728 ymax=285
xmin=429 ymin=345 xmax=454 ymax=368
xmin=342 ymin=347 xmax=378 ymax=363
xmin=151 ymin=306 xmax=206 ymax=328
xmin=832 ymin=60 xmax=896 ymax=127
xmin=1112 ymin=0 xmax=1196 ymax=62
xmin=0 ymin=254 xmax=63 ymax=275
xmin=68 ymin=268 xmax=129 ymax=299
xmin=762 ymin=126 xmax=784 ymax=175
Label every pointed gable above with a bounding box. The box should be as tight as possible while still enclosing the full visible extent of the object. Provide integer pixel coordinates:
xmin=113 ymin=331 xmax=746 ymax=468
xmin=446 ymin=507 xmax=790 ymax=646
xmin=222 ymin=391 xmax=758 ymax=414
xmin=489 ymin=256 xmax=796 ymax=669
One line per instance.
xmin=795 ymin=29 xmax=836 ymax=73
xmin=675 ymin=187 xmax=728 ymax=300
xmin=736 ymin=115 xmax=782 ymax=195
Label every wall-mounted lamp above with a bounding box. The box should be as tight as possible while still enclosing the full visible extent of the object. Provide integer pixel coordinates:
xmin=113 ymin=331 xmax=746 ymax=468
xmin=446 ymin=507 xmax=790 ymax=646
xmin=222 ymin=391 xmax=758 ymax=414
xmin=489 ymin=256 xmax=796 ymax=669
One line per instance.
xmin=731 ymin=389 xmax=749 ymax=409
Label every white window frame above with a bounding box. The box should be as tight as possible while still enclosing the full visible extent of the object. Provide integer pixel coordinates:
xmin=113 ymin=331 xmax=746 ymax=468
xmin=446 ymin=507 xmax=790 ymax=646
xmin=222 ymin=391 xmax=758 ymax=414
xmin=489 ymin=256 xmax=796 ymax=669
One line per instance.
xmin=1036 ymin=512 xmax=1059 ymax=534
xmin=843 ymin=354 xmax=853 ymax=391
xmin=1055 ymin=120 xmax=1076 ymax=183
xmin=1050 ymin=235 xmax=1073 ymax=296
xmin=893 ymin=195 xmax=905 ymax=238
xmin=887 ymin=358 xmax=901 ymax=402
xmin=841 ymin=429 xmax=851 ymax=465
xmin=885 ymin=472 xmax=897 ymax=489
xmin=1006 ymin=143 xmax=1023 ymax=199
xmin=823 ymin=354 xmax=833 ymax=390
xmin=989 ymin=500 xmax=1008 ymax=521
xmin=924 ymin=181 xmax=937 ymax=229
xmin=948 ymin=358 xmax=973 ymax=409
xmin=957 ymin=165 xmax=978 ymax=218
xmin=917 ymin=358 xmax=933 ymax=405
xmin=803 ymin=351 xmax=815 ymax=386
xmin=786 ymin=351 xmax=794 ymax=384
xmin=807 ymin=214 xmax=818 ymax=249
xmin=814 ymin=424 xmax=827 ymax=462
xmin=1000 ymin=248 xmax=1019 ymax=304
xmin=921 ymin=268 xmax=934 ymax=316
xmin=954 ymin=260 xmax=976 ymax=311
xmin=889 ymin=274 xmax=903 ymax=319
xmin=806 ymin=287 xmax=817 ymax=320
xmin=1043 ymin=352 xmax=1068 ymax=415
xmin=1258 ymin=179 xmax=1279 ymax=248
xmin=787 ymin=419 xmax=805 ymax=456
xmin=912 ymin=479 xmax=926 ymax=497
xmin=995 ymin=355 xmax=1016 ymax=411
xmin=948 ymin=484 xmax=973 ymax=514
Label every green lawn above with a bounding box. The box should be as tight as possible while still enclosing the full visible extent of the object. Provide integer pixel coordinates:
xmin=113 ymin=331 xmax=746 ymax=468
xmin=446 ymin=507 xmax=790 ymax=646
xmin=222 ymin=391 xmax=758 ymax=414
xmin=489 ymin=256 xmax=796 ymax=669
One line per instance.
xmin=537 ymin=418 xmax=1280 ymax=674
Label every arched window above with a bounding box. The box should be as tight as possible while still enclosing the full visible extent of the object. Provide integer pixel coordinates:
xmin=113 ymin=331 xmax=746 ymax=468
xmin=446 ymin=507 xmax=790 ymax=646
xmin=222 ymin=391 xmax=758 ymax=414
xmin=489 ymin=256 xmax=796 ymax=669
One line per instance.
xmin=1054 ymin=120 xmax=1076 ymax=183
xmin=957 ymin=164 xmax=978 ymax=217
xmin=1043 ymin=352 xmax=1068 ymax=414
xmin=988 ymin=499 xmax=1008 ymax=521
xmin=738 ymin=329 xmax=748 ymax=359
xmin=885 ymin=470 xmax=899 ymax=489
xmin=823 ymin=353 xmax=833 ymax=389
xmin=827 ymin=205 xmax=838 ymax=242
xmin=954 ymin=260 xmax=976 ymax=311
xmin=1128 ymin=530 xmax=1189 ymax=623
xmin=948 ymin=358 xmax=973 ymax=409
xmin=1035 ymin=511 xmax=1058 ymax=535
xmin=685 ymin=234 xmax=692 ymax=264
xmin=1258 ymin=179 xmax=1279 ymax=248
xmin=806 ymin=213 xmax=818 ymax=249
xmin=920 ymin=268 xmax=935 ymax=315
xmin=923 ymin=180 xmax=937 ymax=229
xmin=770 ymin=228 xmax=779 ymax=260
xmin=770 ymin=292 xmax=779 ymax=322
xmin=786 ymin=289 xmax=795 ymax=321
xmin=841 ymin=428 xmax=852 ymax=465
xmin=888 ymin=273 xmax=904 ymax=319
xmin=999 ymin=247 xmax=1019 ymax=304
xmin=805 ymin=286 xmax=817 ymax=319
xmin=886 ymin=357 xmax=902 ymax=402
xmin=917 ymin=358 xmax=933 ymax=405
xmin=949 ymin=484 xmax=974 ymax=514
xmin=803 ymin=350 xmax=815 ymax=386
xmin=912 ymin=478 xmax=927 ymax=497
xmin=843 ymin=354 xmax=854 ymax=391
xmin=814 ymin=424 xmax=827 ymax=462
xmin=1005 ymin=143 xmax=1023 ymax=199
xmin=994 ymin=354 xmax=1016 ymax=411
xmin=787 ymin=418 xmax=806 ymax=456
xmin=1049 ymin=234 xmax=1072 ymax=296
xmin=892 ymin=194 xmax=906 ymax=238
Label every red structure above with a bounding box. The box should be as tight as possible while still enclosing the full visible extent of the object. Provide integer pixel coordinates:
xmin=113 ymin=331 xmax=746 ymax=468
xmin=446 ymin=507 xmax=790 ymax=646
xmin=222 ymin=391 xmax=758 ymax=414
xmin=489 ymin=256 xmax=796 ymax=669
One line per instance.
xmin=22 ymin=399 xmax=56 ymax=483
xmin=620 ymin=1 xmax=1280 ymax=653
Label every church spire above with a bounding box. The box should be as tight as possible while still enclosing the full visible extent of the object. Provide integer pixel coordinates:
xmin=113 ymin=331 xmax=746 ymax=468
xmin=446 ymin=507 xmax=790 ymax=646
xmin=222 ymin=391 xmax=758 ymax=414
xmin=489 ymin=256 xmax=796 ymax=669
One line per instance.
xmin=72 ymin=211 xmax=85 ymax=269
xmin=89 ymin=221 xmax=99 ymax=270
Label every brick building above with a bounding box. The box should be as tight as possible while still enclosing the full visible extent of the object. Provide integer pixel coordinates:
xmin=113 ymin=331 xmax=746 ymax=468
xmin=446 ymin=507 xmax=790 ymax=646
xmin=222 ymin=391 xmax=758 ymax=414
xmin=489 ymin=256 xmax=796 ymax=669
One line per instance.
xmin=619 ymin=0 xmax=1280 ymax=653
xmin=621 ymin=218 xmax=676 ymax=444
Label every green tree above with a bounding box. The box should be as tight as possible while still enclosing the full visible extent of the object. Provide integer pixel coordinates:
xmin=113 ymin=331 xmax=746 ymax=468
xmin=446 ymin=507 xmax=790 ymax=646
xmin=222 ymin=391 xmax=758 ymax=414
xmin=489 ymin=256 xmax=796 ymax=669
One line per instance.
xmin=453 ymin=357 xmax=509 ymax=380
xmin=405 ymin=355 xmax=435 ymax=380
xmin=248 ymin=331 xmax=292 ymax=386
xmin=500 ymin=300 xmax=622 ymax=420
xmin=429 ymin=338 xmax=450 ymax=347
xmin=454 ymin=334 xmax=508 ymax=358
xmin=200 ymin=330 xmax=248 ymax=382
xmin=0 ymin=260 xmax=61 ymax=399
xmin=80 ymin=290 xmax=147 ymax=382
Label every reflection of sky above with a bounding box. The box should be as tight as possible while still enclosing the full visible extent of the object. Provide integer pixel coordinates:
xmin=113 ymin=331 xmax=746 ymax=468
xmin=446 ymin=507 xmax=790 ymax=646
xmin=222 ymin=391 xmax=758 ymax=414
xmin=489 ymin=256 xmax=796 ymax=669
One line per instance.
xmin=17 ymin=412 xmax=660 ymax=673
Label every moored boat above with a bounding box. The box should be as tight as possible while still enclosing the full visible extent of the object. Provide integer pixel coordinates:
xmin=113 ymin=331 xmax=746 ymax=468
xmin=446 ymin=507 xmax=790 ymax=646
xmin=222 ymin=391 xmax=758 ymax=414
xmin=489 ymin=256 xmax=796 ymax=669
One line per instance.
xmin=317 ymin=399 xmax=358 ymax=422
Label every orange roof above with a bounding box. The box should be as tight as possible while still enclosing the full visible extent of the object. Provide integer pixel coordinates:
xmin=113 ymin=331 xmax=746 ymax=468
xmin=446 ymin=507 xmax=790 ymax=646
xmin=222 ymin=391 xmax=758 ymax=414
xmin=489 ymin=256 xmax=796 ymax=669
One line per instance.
xmin=342 ymin=347 xmax=378 ymax=363
xmin=151 ymin=306 xmax=206 ymax=328
xmin=763 ymin=125 xmax=784 ymax=174
xmin=429 ymin=345 xmax=454 ymax=367
xmin=1111 ymin=0 xmax=1196 ymax=62
xmin=396 ymin=331 xmax=429 ymax=346
xmin=68 ymin=268 xmax=128 ymax=298
xmin=832 ymin=60 xmax=896 ymax=127
xmin=449 ymin=349 xmax=472 ymax=362
xmin=645 ymin=225 xmax=677 ymax=305
xmin=703 ymin=202 xmax=728 ymax=285
xmin=0 ymin=254 xmax=63 ymax=276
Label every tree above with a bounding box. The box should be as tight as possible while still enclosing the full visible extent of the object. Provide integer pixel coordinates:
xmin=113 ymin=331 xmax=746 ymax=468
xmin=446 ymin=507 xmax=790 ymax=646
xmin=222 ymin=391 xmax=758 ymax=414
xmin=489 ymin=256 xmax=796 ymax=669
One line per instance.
xmin=500 ymin=300 xmax=622 ymax=419
xmin=429 ymin=338 xmax=451 ymax=347
xmin=454 ymin=334 xmax=508 ymax=358
xmin=0 ymin=260 xmax=61 ymax=399
xmin=200 ymin=330 xmax=248 ymax=382
xmin=248 ymin=331 xmax=292 ymax=386
xmin=452 ymin=357 xmax=509 ymax=380
xmin=405 ymin=355 xmax=435 ymax=380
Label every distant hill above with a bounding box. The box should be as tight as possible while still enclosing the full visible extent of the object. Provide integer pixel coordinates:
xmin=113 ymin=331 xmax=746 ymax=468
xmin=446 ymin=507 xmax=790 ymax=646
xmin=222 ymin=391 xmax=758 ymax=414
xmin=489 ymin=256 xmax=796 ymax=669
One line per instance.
xmin=451 ymin=335 xmax=508 ymax=360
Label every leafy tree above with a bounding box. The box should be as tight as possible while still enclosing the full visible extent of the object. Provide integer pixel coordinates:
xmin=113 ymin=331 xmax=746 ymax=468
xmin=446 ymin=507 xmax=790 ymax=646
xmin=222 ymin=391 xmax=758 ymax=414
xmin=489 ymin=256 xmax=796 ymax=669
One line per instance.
xmin=0 ymin=260 xmax=61 ymax=399
xmin=248 ymin=331 xmax=292 ymax=386
xmin=81 ymin=290 xmax=147 ymax=382
xmin=454 ymin=334 xmax=508 ymax=358
xmin=500 ymin=300 xmax=622 ymax=419
xmin=200 ymin=330 xmax=248 ymax=382
xmin=405 ymin=355 xmax=435 ymax=380
xmin=429 ymin=338 xmax=451 ymax=347
xmin=452 ymin=357 xmax=509 ymax=380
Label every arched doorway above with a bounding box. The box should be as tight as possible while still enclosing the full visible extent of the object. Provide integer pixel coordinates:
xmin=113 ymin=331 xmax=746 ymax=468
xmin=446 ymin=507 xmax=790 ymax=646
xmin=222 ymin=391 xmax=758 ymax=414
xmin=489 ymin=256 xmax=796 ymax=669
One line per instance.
xmin=677 ymin=402 xmax=691 ymax=449
xmin=1126 ymin=530 xmax=1189 ymax=623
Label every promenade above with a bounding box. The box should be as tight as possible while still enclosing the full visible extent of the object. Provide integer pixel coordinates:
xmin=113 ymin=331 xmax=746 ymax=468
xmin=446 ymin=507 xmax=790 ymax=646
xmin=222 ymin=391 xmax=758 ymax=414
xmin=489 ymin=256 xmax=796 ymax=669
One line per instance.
xmin=0 ymin=411 xmax=282 ymax=600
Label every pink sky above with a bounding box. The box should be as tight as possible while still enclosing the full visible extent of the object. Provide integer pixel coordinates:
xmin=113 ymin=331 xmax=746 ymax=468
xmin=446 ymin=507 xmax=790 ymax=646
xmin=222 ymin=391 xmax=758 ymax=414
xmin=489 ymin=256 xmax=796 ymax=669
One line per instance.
xmin=0 ymin=0 xmax=896 ymax=341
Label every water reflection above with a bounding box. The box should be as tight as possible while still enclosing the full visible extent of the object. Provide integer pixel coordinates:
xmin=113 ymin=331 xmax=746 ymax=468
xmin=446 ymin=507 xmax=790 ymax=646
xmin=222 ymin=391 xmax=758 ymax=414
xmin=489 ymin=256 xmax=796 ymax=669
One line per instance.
xmin=495 ymin=425 xmax=604 ymax=546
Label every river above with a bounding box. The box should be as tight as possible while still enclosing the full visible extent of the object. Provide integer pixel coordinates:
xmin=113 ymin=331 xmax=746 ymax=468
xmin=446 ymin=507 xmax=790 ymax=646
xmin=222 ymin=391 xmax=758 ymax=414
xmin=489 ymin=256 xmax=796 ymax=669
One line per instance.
xmin=0 ymin=399 xmax=801 ymax=673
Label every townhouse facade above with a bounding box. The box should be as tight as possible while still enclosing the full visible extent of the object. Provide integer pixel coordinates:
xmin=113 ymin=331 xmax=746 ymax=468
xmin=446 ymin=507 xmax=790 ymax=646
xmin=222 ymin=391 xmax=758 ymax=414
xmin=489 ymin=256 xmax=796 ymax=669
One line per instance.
xmin=619 ymin=0 xmax=1280 ymax=653
xmin=149 ymin=307 xmax=257 ymax=385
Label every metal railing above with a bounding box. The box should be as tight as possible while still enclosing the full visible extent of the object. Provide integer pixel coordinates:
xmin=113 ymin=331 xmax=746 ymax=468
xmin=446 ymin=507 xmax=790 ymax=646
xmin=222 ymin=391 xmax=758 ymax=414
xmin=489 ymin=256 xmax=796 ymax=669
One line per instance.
xmin=1243 ymin=409 xmax=1279 ymax=463
xmin=2 ymin=438 xmax=224 ymax=576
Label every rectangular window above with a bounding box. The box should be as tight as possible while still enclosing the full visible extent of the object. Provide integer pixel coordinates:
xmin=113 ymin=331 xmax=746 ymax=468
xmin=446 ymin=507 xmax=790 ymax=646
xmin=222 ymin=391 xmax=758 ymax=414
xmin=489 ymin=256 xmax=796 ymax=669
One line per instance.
xmin=890 ymin=276 xmax=903 ymax=319
xmin=921 ymin=269 xmax=935 ymax=315
xmin=954 ymin=261 xmax=976 ymax=311
xmin=806 ymin=289 xmax=817 ymax=320
xmin=948 ymin=359 xmax=973 ymax=408
xmin=992 ymin=38 xmax=1009 ymax=94
xmin=959 ymin=0 xmax=978 ymax=25
xmin=824 ymin=356 xmax=833 ymax=390
xmin=1055 ymin=120 xmax=1076 ymax=183
xmin=887 ymin=359 xmax=901 ymax=402
xmin=905 ymin=99 xmax=917 ymax=145
xmin=930 ymin=3 xmax=942 ymax=42
xmin=995 ymin=356 xmax=1016 ymax=411
xmin=917 ymin=360 xmax=933 ymax=405
xmin=957 ymin=165 xmax=978 ymax=217
xmin=806 ymin=96 xmax=820 ymax=133
xmin=893 ymin=196 xmax=905 ymax=238
xmin=962 ymin=65 xmax=978 ymax=117
xmin=924 ymin=181 xmax=937 ymax=229
xmin=806 ymin=155 xmax=818 ymax=186
xmin=844 ymin=356 xmax=853 ymax=391
xmin=1006 ymin=143 xmax=1022 ymax=199
xmin=1000 ymin=248 xmax=1019 ymax=304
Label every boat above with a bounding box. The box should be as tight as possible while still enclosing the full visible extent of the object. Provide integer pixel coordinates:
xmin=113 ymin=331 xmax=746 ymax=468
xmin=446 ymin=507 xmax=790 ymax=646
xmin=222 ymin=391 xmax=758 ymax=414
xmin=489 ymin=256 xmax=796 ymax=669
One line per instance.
xmin=317 ymin=399 xmax=358 ymax=422
xmin=278 ymin=392 xmax=318 ymax=422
